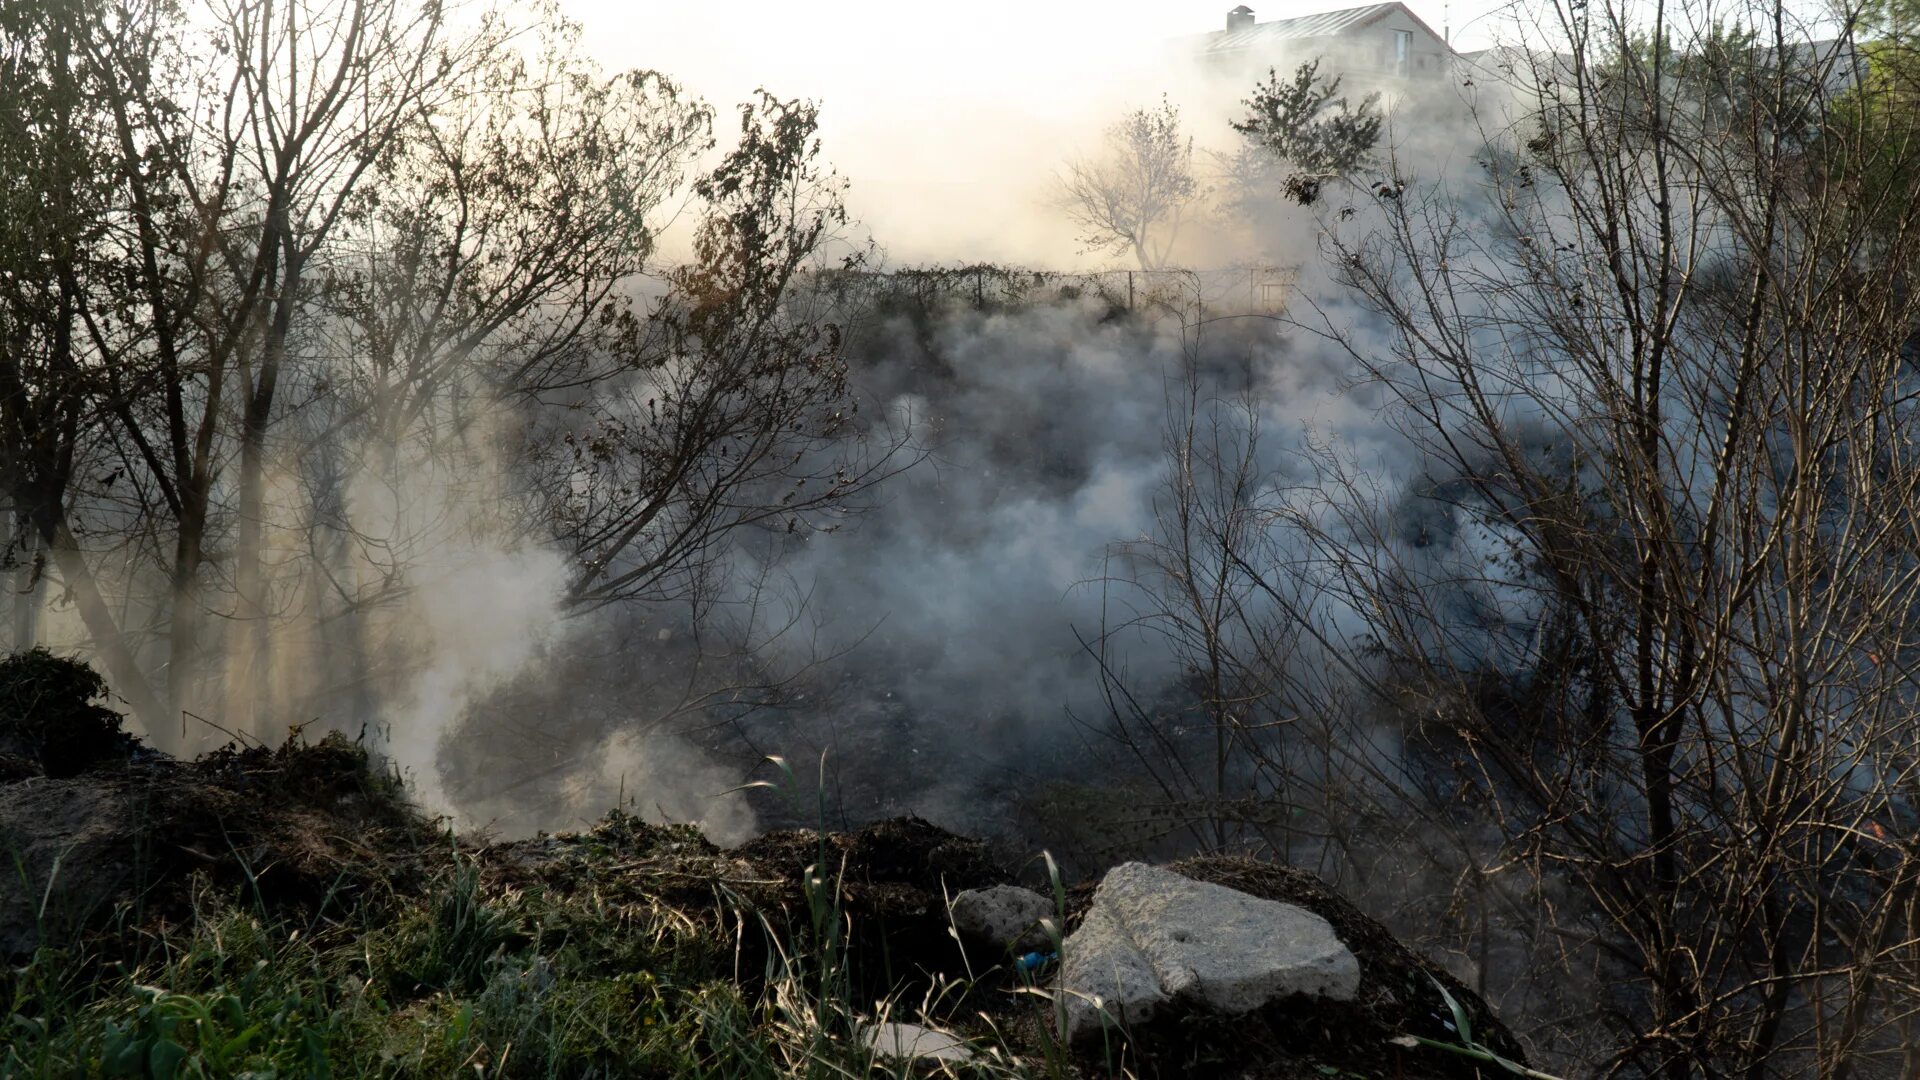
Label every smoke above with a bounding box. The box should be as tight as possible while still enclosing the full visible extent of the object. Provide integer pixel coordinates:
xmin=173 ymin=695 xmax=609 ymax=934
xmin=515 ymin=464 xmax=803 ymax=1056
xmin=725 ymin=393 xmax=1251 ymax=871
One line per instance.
xmin=573 ymin=0 xmax=1482 ymax=269
xmin=652 ymin=264 xmax=1434 ymax=834
xmin=692 ymin=65 xmax=1573 ymax=838
xmin=365 ymin=521 xmax=570 ymax=818
xmin=417 ymin=129 xmax=1504 ymax=843
xmin=401 ymin=266 xmax=1421 ymax=842
xmin=0 ymin=0 xmax=1533 ymax=847
xmin=557 ymin=729 xmax=761 ymax=845
xmin=0 ymin=0 xmax=1605 ymax=903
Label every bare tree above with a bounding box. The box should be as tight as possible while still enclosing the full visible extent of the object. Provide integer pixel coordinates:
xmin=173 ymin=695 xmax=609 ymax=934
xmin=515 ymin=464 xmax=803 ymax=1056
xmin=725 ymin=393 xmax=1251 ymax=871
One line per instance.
xmin=544 ymin=93 xmax=908 ymax=614
xmin=1057 ymin=97 xmax=1202 ymax=270
xmin=0 ymin=0 xmax=522 ymax=728
xmin=0 ymin=0 xmax=187 ymax=724
xmin=1327 ymin=1 xmax=1920 ymax=1068
xmin=1104 ymin=0 xmax=1920 ymax=1073
xmin=1 ymin=0 xmax=899 ymax=761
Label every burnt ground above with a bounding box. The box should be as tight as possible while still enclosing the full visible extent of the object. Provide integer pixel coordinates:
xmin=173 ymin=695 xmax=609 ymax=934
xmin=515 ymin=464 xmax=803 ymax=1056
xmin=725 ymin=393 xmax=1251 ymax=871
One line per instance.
xmin=0 ymin=658 xmax=1532 ymax=1078
xmin=483 ymin=813 xmax=1532 ymax=1079
xmin=0 ymin=732 xmax=442 ymax=956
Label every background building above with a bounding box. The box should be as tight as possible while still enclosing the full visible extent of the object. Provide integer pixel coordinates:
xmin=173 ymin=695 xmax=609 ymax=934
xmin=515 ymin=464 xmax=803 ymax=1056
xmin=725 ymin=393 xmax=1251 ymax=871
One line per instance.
xmin=1194 ymin=2 xmax=1456 ymax=88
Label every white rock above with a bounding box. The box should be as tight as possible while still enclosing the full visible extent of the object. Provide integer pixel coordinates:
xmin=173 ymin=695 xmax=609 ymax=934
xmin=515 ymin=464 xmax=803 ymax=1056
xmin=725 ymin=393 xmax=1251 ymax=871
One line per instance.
xmin=951 ymin=884 xmax=1054 ymax=950
xmin=1059 ymin=903 xmax=1169 ymax=1039
xmin=858 ymin=1021 xmax=975 ymax=1063
xmin=1057 ymin=862 xmax=1361 ymax=1040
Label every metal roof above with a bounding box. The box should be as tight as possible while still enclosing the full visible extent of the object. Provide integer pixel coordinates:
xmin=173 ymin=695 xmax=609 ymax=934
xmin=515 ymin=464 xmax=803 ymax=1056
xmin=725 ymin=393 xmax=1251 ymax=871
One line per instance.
xmin=1199 ymin=2 xmax=1431 ymax=54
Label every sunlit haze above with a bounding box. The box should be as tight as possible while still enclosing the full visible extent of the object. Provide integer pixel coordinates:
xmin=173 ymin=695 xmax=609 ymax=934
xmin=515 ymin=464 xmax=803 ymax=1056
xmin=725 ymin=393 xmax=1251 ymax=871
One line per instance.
xmin=557 ymin=0 xmax=1512 ymax=264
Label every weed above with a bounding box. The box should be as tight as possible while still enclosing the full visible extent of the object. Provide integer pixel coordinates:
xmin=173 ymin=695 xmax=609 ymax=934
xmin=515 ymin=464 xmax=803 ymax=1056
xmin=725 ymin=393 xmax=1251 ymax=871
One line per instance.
xmin=1394 ymin=974 xmax=1565 ymax=1080
xmin=383 ymin=858 xmax=513 ymax=996
xmin=1 ymin=787 xmax=1068 ymax=1080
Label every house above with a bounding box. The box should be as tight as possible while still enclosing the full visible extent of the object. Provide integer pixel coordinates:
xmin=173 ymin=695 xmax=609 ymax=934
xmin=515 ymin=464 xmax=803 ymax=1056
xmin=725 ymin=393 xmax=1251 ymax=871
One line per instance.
xmin=1195 ymin=2 xmax=1455 ymax=88
xmin=1453 ymin=34 xmax=1865 ymax=107
xmin=1756 ymin=37 xmax=1868 ymax=101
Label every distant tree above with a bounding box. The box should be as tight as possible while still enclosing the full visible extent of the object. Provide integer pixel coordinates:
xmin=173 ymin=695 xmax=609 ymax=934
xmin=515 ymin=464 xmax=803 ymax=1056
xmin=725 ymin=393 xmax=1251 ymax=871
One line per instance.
xmin=1830 ymin=11 xmax=1920 ymax=240
xmin=1057 ymin=98 xmax=1202 ymax=270
xmin=1210 ymin=142 xmax=1285 ymax=216
xmin=1231 ymin=59 xmax=1383 ymax=204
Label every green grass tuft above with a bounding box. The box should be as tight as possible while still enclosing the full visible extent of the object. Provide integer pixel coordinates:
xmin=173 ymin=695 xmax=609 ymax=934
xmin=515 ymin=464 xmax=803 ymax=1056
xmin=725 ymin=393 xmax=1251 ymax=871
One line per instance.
xmin=2 ymin=834 xmax=1068 ymax=1079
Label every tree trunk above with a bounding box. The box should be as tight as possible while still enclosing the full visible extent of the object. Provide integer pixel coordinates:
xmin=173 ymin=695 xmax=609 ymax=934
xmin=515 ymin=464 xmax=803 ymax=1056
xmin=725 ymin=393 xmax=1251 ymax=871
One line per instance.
xmin=41 ymin=517 xmax=167 ymax=732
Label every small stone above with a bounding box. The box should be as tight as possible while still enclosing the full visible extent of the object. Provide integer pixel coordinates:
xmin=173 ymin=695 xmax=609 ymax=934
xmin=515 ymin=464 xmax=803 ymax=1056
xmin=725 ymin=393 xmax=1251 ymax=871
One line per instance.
xmin=858 ymin=1021 xmax=975 ymax=1062
xmin=951 ymin=884 xmax=1054 ymax=950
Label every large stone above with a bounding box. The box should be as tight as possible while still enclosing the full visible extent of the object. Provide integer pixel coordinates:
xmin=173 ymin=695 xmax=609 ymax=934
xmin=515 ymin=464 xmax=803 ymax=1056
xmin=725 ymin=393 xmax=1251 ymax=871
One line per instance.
xmin=1059 ymin=903 xmax=1169 ymax=1038
xmin=951 ymin=884 xmax=1054 ymax=950
xmin=858 ymin=1021 xmax=975 ymax=1063
xmin=1058 ymin=862 xmax=1360 ymax=1040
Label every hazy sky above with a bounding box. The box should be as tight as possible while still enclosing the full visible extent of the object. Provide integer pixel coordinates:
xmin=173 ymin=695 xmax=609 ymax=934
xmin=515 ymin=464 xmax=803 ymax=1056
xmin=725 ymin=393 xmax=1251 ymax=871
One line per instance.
xmin=554 ymin=0 xmax=1518 ymax=263
xmin=556 ymin=1 xmax=1513 ymax=108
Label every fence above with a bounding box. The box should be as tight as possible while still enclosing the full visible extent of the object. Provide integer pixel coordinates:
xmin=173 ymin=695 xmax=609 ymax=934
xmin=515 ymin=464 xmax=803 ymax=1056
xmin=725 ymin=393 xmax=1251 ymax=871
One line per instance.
xmin=797 ymin=264 xmax=1301 ymax=320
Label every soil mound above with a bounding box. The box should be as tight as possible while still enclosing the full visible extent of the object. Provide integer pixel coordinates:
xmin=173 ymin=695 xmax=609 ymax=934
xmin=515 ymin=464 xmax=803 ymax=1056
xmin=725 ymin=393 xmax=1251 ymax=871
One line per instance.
xmin=735 ymin=814 xmax=1010 ymax=905
xmin=0 ymin=731 xmax=436 ymax=955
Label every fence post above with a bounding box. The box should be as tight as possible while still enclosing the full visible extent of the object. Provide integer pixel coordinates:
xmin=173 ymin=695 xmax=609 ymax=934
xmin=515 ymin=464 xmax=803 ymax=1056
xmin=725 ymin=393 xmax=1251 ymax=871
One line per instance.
xmin=1127 ymin=270 xmax=1134 ymax=312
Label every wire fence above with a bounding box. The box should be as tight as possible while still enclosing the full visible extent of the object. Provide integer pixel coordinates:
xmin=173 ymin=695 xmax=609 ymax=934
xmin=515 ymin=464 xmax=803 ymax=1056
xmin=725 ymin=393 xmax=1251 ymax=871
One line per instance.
xmin=798 ymin=264 xmax=1301 ymax=318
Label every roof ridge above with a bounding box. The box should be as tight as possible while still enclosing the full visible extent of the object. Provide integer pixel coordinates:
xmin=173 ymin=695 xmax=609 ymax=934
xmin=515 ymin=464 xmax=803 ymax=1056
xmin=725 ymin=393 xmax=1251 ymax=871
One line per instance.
xmin=1247 ymin=0 xmax=1398 ymax=26
xmin=1201 ymin=1 xmax=1456 ymax=57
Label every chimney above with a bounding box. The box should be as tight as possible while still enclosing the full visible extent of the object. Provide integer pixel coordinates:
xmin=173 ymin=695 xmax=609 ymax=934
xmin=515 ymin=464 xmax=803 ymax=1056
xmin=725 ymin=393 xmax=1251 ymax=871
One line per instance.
xmin=1226 ymin=5 xmax=1255 ymax=31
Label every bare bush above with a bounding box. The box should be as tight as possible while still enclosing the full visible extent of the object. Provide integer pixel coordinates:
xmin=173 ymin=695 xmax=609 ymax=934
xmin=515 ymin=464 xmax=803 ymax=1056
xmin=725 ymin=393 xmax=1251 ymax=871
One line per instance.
xmin=1105 ymin=0 xmax=1920 ymax=1073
